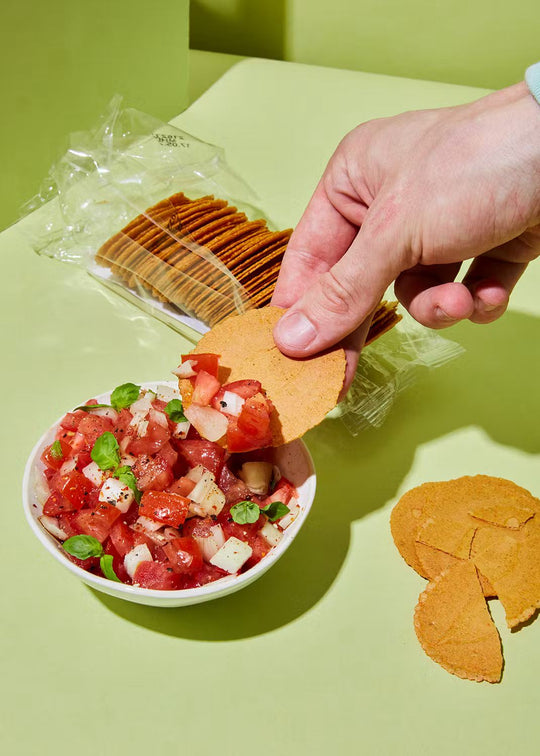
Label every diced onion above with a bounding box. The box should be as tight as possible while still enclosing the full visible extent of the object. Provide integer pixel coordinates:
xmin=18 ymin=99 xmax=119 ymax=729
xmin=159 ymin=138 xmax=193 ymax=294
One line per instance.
xmin=34 ymin=475 xmax=50 ymax=507
xmin=135 ymin=515 xmax=163 ymax=533
xmin=39 ymin=515 xmax=68 ymax=541
xmin=82 ymin=461 xmax=105 ymax=487
xmin=129 ymin=390 xmax=154 ymax=415
xmin=210 ymin=537 xmax=252 ymax=573
xmin=172 ymin=360 xmax=196 ymax=378
xmin=277 ymin=499 xmax=301 ymax=530
xmin=183 ymin=404 xmax=228 ymax=443
xmin=149 ymin=408 xmax=168 ymax=428
xmin=99 ymin=478 xmax=134 ymax=513
xmin=156 ymin=385 xmax=180 ymax=403
xmin=172 ymin=420 xmax=190 ymax=439
xmin=185 ymin=465 xmax=205 ymax=483
xmin=194 ymin=524 xmax=225 ymax=562
xmin=124 ymin=544 xmax=153 ymax=579
xmin=259 ymin=520 xmax=283 ymax=547
xmin=59 ymin=457 xmax=77 ymax=476
xmin=219 ymin=391 xmax=245 ymax=417
xmin=90 ymin=407 xmax=118 ymax=422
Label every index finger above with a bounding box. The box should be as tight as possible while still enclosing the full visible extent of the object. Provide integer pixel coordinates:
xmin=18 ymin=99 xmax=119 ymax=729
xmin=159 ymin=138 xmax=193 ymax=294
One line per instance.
xmin=271 ymin=178 xmax=358 ymax=308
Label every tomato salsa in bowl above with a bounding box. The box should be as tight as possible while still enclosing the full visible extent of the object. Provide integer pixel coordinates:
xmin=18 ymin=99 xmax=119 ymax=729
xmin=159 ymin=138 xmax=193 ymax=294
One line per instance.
xmin=22 ymin=381 xmax=315 ymax=607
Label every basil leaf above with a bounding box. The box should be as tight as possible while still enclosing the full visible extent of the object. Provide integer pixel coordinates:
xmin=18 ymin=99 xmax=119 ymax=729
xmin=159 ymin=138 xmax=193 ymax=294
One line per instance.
xmin=261 ymin=501 xmax=289 ymax=522
xmin=230 ymin=500 xmax=261 ymax=525
xmin=50 ymin=440 xmax=64 ymax=459
xmin=164 ymin=398 xmax=187 ymax=423
xmin=114 ymin=465 xmax=142 ymax=504
xmin=91 ymin=431 xmax=120 ymax=471
xmin=100 ymin=554 xmax=122 ymax=582
xmin=63 ymin=534 xmax=103 ymax=560
xmin=110 ymin=382 xmax=140 ymax=411
xmin=73 ymin=403 xmax=113 ymax=412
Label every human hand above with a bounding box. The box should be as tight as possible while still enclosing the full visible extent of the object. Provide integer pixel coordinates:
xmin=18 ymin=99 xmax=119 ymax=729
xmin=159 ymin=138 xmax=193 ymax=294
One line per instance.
xmin=271 ymin=82 xmax=540 ymax=387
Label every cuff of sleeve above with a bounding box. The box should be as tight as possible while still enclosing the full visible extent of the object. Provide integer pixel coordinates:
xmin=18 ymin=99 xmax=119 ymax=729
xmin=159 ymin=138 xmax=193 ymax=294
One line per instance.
xmin=525 ymin=62 xmax=540 ymax=105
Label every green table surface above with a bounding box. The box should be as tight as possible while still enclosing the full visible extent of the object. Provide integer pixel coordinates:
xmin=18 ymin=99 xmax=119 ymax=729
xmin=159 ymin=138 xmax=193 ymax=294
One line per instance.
xmin=3 ymin=58 xmax=540 ymax=755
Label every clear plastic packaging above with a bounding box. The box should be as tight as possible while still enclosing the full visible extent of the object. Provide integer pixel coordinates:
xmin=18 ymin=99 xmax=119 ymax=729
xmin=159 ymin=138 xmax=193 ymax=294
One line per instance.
xmin=336 ymin=314 xmax=464 ymax=434
xmin=21 ymin=96 xmax=464 ymax=432
xmin=21 ymin=95 xmax=273 ymax=338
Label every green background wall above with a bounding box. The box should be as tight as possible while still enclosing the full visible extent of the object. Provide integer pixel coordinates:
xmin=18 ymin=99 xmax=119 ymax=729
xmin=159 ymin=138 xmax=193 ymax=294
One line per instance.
xmin=191 ymin=0 xmax=539 ymax=89
xmin=1 ymin=0 xmax=189 ymax=230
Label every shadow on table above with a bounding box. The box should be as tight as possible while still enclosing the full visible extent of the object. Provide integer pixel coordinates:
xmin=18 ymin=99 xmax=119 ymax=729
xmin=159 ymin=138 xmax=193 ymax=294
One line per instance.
xmin=92 ymin=310 xmax=540 ymax=640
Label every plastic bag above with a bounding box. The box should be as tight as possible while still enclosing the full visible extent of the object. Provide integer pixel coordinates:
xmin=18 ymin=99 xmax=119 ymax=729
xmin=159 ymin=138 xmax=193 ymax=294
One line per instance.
xmin=21 ymin=95 xmax=273 ymax=338
xmin=335 ymin=314 xmax=464 ymax=434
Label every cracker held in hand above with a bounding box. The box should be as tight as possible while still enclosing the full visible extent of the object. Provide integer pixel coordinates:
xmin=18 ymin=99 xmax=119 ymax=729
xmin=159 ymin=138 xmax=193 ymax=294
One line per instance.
xmin=391 ymin=474 xmax=540 ymax=682
xmin=186 ymin=306 xmax=346 ymax=445
xmin=414 ymin=560 xmax=503 ymax=683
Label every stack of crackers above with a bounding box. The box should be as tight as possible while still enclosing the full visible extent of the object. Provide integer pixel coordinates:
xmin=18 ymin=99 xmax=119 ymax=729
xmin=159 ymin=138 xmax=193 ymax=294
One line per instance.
xmin=392 ymin=475 xmax=540 ymax=683
xmin=96 ymin=192 xmax=400 ymax=340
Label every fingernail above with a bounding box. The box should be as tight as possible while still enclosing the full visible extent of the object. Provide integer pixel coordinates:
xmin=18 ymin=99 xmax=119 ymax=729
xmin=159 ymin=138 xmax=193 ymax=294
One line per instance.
xmin=275 ymin=311 xmax=317 ymax=349
xmin=435 ymin=306 xmax=457 ymax=323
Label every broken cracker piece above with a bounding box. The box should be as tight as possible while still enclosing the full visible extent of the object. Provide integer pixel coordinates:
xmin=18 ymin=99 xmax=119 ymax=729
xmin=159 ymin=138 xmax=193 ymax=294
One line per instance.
xmin=414 ymin=560 xmax=503 ymax=683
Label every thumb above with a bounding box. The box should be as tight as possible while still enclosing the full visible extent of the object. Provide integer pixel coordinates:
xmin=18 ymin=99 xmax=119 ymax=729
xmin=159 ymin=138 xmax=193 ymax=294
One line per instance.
xmin=273 ymin=205 xmax=404 ymax=356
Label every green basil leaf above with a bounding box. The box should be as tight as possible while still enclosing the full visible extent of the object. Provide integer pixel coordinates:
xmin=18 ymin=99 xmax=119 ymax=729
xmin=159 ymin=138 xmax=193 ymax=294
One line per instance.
xmin=63 ymin=534 xmax=103 ymax=560
xmin=50 ymin=440 xmax=64 ymax=459
xmin=73 ymin=403 xmax=113 ymax=412
xmin=230 ymin=500 xmax=261 ymax=525
xmin=110 ymin=382 xmax=140 ymax=411
xmin=114 ymin=465 xmax=142 ymax=504
xmin=100 ymin=554 xmax=122 ymax=582
xmin=91 ymin=431 xmax=120 ymax=471
xmin=261 ymin=501 xmax=290 ymax=522
xmin=164 ymin=398 xmax=187 ymax=423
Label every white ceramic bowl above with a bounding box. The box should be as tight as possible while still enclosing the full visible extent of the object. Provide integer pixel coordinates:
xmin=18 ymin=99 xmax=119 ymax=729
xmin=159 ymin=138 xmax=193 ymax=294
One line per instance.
xmin=22 ymin=381 xmax=316 ymax=607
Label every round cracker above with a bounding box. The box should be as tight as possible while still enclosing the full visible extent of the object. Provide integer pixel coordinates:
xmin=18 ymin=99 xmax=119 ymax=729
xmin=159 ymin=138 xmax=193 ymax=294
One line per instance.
xmin=189 ymin=306 xmax=346 ymax=444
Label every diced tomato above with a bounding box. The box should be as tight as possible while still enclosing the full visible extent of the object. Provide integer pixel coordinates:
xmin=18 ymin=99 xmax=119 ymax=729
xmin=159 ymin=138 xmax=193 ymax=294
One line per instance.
xmin=242 ymin=534 xmax=271 ymax=571
xmin=64 ymin=553 xmax=101 ymax=573
xmin=191 ymin=370 xmax=221 ymax=406
xmin=157 ymin=442 xmax=178 ymax=469
xmin=140 ymin=490 xmax=190 ymax=528
xmin=163 ymin=537 xmax=203 ymax=574
xmin=40 ymin=440 xmax=72 ymax=471
xmin=217 ymin=465 xmax=251 ymax=505
xmin=262 ymin=478 xmax=294 ymax=508
xmin=111 ymin=408 xmax=133 ymax=445
xmin=175 ymin=439 xmax=226 ymax=477
xmin=133 ymin=561 xmax=182 ymax=590
xmin=54 ymin=471 xmax=96 ymax=510
xmin=127 ymin=419 xmax=170 ymax=456
xmin=218 ymin=503 xmax=264 ymax=541
xmin=213 ymin=380 xmax=262 ymax=407
xmin=43 ymin=490 xmax=72 ymax=516
xmin=187 ymin=563 xmax=227 ymax=588
xmin=74 ymin=504 xmax=122 ymax=542
xmin=57 ymin=512 xmax=82 ymax=539
xmin=182 ymin=353 xmax=219 ymax=379
xmin=77 ymin=414 xmax=115 ymax=449
xmin=227 ymin=393 xmax=272 ymax=453
xmin=76 ymin=450 xmax=92 ymax=468
xmin=59 ymin=410 xmax=85 ymax=432
xmin=168 ymin=476 xmax=196 ymax=497
xmin=151 ymin=397 xmax=168 ymax=412
xmin=109 ymin=519 xmax=136 ymax=557
xmin=103 ymin=539 xmax=131 ymax=583
xmin=182 ymin=516 xmax=215 ymax=538
xmin=133 ymin=454 xmax=173 ymax=491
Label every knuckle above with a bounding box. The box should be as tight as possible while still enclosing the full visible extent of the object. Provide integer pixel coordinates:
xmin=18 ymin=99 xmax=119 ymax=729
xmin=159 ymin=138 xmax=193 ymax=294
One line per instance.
xmin=315 ymin=270 xmax=359 ymax=316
